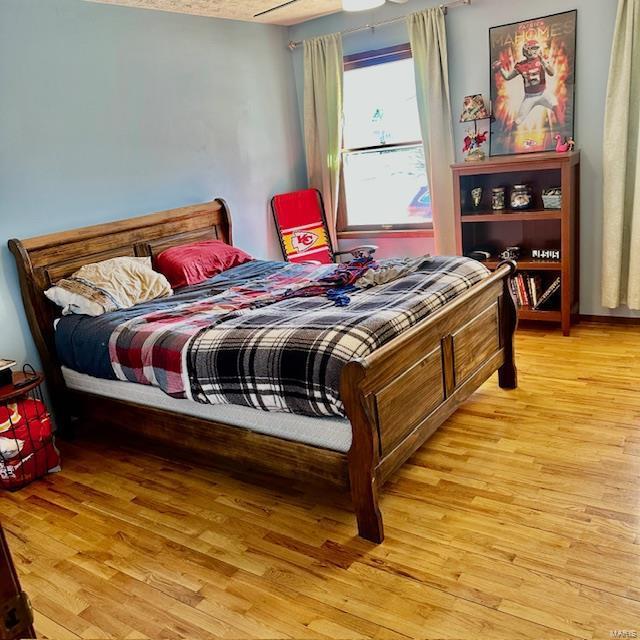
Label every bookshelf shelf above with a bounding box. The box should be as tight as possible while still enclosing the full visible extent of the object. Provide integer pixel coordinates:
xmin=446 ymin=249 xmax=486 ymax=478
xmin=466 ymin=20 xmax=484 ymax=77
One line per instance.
xmin=461 ymin=210 xmax=563 ymax=222
xmin=482 ymin=260 xmax=561 ymax=271
xmin=518 ymin=307 xmax=562 ymax=322
xmin=452 ymin=151 xmax=580 ymax=336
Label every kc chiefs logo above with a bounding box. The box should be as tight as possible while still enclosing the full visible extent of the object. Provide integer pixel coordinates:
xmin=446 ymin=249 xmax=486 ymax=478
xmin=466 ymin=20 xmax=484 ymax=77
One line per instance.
xmin=291 ymin=230 xmax=319 ymax=252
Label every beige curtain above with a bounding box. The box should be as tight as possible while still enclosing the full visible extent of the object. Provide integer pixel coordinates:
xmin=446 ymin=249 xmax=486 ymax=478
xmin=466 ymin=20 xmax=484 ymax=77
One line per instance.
xmin=304 ymin=34 xmax=343 ymax=248
xmin=602 ymin=0 xmax=640 ymax=309
xmin=408 ymin=7 xmax=457 ymax=255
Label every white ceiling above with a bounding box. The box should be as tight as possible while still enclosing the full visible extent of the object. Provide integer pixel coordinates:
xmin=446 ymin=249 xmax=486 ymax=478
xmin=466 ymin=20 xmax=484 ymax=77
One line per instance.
xmin=82 ymin=0 xmax=343 ymax=26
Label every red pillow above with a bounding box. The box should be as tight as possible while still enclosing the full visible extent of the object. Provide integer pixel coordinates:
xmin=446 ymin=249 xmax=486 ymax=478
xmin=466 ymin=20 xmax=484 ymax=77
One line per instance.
xmin=156 ymin=240 xmax=253 ymax=288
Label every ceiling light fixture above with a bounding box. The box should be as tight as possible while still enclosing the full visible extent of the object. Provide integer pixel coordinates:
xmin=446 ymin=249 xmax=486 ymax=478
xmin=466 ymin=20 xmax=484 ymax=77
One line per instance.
xmin=342 ymin=0 xmax=385 ymax=11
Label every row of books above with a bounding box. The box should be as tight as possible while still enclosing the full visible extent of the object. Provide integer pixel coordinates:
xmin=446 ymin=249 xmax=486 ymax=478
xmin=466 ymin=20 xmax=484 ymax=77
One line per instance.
xmin=511 ymin=274 xmax=561 ymax=310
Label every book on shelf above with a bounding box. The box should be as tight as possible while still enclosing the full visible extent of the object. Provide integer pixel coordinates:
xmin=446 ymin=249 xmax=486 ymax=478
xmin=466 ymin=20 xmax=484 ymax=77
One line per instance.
xmin=510 ymin=273 xmax=560 ymax=310
xmin=533 ymin=276 xmax=561 ymax=310
xmin=517 ymin=274 xmax=529 ymax=307
xmin=527 ymin=274 xmax=542 ymax=308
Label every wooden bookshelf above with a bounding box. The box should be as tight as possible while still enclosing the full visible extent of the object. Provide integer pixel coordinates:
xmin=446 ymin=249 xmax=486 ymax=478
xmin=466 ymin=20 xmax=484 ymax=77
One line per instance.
xmin=452 ymin=151 xmax=580 ymax=336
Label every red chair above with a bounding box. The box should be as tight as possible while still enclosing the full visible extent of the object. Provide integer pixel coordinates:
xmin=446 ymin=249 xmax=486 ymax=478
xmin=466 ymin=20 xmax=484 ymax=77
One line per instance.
xmin=271 ymin=189 xmax=377 ymax=264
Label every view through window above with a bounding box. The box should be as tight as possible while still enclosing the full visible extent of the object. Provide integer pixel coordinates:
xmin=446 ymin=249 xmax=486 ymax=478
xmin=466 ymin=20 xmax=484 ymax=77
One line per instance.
xmin=341 ymin=49 xmax=431 ymax=231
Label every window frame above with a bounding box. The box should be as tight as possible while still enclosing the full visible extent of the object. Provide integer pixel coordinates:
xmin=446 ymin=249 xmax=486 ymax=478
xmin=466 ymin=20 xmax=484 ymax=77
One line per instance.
xmin=338 ymin=44 xmax=433 ymax=236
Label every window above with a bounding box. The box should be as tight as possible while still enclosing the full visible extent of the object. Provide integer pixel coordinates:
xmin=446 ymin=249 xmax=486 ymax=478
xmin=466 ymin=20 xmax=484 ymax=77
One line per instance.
xmin=339 ymin=45 xmax=431 ymax=233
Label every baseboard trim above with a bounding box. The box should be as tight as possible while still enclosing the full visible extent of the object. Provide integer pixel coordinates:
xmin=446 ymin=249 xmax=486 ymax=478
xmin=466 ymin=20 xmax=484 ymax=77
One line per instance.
xmin=579 ymin=314 xmax=640 ymax=325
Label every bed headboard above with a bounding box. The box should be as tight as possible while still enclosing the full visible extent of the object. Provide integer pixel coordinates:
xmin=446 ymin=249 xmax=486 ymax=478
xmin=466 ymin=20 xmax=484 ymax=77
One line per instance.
xmin=8 ymin=198 xmax=231 ymax=412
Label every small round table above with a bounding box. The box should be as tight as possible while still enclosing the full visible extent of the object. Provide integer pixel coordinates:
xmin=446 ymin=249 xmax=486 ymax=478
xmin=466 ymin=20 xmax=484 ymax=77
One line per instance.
xmin=0 ymin=372 xmax=44 ymax=404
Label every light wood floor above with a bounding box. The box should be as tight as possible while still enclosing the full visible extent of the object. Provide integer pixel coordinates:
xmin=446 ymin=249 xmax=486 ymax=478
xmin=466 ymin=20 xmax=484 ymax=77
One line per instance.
xmin=3 ymin=322 xmax=640 ymax=640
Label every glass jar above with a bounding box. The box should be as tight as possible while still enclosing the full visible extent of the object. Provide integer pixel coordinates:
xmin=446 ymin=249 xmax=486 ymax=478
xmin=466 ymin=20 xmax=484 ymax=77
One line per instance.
xmin=491 ymin=187 xmax=506 ymax=210
xmin=510 ymin=184 xmax=533 ymax=210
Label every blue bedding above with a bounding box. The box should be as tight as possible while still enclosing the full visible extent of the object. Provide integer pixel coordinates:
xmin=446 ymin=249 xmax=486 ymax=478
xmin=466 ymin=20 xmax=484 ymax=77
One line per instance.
xmin=54 ymin=260 xmax=286 ymax=379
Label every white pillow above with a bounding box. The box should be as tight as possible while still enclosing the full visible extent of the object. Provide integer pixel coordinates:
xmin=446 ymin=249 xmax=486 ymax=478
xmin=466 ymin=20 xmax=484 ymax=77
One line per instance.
xmin=45 ymin=256 xmax=172 ymax=316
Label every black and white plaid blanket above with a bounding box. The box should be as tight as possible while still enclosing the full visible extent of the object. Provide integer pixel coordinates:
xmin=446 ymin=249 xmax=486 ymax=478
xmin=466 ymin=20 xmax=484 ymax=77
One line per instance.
xmin=187 ymin=256 xmax=489 ymax=417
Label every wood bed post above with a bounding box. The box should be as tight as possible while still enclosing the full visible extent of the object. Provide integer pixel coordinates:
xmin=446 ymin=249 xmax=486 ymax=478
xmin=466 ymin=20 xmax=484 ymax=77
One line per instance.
xmin=340 ymin=361 xmax=384 ymax=543
xmin=8 ymin=239 xmax=74 ymax=437
xmin=498 ymin=260 xmax=518 ymax=390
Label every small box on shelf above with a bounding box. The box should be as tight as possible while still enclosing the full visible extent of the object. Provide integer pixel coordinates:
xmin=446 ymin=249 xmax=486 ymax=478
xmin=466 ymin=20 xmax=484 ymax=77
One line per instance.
xmin=542 ymin=187 xmax=562 ymax=210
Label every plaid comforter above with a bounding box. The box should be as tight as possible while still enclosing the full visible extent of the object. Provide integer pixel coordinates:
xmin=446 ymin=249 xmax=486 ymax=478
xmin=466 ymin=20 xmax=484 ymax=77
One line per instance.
xmin=109 ymin=256 xmax=489 ymax=417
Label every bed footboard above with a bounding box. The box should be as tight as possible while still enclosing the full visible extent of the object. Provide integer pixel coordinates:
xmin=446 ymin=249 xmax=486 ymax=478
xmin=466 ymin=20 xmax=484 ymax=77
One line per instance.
xmin=341 ymin=261 xmax=518 ymax=543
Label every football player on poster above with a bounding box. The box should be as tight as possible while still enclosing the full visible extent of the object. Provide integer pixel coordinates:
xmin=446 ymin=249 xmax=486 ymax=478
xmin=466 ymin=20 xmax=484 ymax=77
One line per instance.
xmin=492 ymin=40 xmax=557 ymax=129
xmin=489 ymin=11 xmax=576 ymax=156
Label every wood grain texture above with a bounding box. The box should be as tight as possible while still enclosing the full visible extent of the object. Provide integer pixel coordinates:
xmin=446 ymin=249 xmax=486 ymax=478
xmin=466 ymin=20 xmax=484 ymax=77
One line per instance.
xmin=450 ymin=150 xmax=580 ymax=173
xmin=0 ymin=523 xmax=35 ymax=640
xmin=2 ymin=321 xmax=639 ymax=639
xmin=375 ymin=346 xmax=444 ymax=456
xmin=498 ymin=267 xmax=518 ymax=389
xmin=71 ymin=392 xmax=349 ymax=489
xmin=452 ymin=303 xmax=499 ymax=386
xmin=341 ymin=363 xmax=384 ymax=544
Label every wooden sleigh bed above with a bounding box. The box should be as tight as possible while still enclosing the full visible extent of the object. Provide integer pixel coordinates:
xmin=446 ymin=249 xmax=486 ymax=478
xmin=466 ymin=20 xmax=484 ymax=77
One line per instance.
xmin=9 ymin=199 xmax=518 ymax=543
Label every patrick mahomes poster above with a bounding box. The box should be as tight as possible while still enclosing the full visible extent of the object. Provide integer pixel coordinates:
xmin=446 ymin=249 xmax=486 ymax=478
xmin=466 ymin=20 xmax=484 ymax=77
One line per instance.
xmin=489 ymin=11 xmax=577 ymax=156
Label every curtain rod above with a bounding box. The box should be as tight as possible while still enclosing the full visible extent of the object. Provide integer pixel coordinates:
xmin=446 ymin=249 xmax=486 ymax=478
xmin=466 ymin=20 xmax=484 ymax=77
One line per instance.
xmin=288 ymin=0 xmax=471 ymax=50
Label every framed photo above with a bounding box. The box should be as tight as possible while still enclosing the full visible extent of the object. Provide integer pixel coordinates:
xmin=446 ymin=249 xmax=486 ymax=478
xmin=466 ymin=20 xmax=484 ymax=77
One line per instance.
xmin=489 ymin=10 xmax=577 ymax=156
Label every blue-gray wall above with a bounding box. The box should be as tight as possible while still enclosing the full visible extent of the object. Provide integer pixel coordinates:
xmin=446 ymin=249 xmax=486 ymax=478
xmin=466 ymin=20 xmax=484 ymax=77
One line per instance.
xmin=290 ymin=0 xmax=634 ymax=318
xmin=0 ymin=0 xmax=305 ymax=367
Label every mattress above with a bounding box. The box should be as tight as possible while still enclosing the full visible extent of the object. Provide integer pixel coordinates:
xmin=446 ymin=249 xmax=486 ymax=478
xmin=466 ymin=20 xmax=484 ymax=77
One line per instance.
xmin=61 ymin=366 xmax=352 ymax=453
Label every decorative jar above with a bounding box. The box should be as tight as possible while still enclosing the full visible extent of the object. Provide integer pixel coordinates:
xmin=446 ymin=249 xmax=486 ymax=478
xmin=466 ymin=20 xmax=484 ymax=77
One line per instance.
xmin=510 ymin=184 xmax=533 ymax=210
xmin=491 ymin=187 xmax=506 ymax=210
